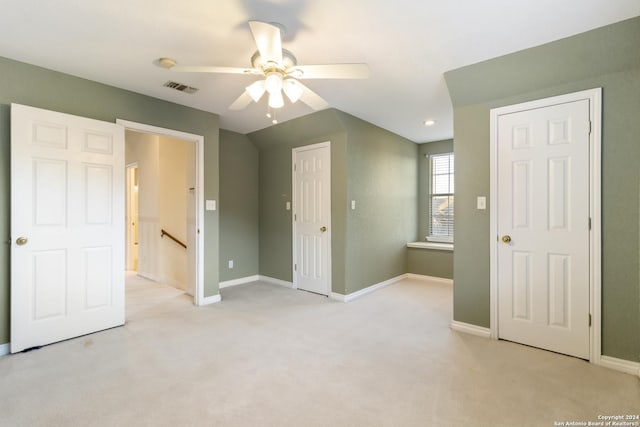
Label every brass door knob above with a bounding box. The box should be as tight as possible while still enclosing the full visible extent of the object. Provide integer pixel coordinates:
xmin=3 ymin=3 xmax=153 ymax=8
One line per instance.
xmin=501 ymin=235 xmax=511 ymax=243
xmin=16 ymin=237 xmax=28 ymax=246
xmin=320 ymin=226 xmax=327 ymax=232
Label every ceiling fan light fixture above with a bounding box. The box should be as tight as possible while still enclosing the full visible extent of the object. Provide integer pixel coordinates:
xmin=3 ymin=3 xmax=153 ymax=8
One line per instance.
xmin=268 ymin=90 xmax=284 ymax=108
xmin=246 ymin=80 xmax=266 ymax=102
xmin=283 ymin=79 xmax=303 ymax=103
xmin=165 ymin=21 xmax=367 ymax=115
xmin=264 ymin=72 xmax=283 ymax=94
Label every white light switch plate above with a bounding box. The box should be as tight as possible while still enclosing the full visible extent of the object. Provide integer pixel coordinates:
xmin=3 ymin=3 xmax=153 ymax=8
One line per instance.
xmin=351 ymin=200 xmax=356 ymax=210
xmin=477 ymin=196 xmax=486 ymax=210
xmin=286 ymin=202 xmax=291 ymax=211
xmin=206 ymin=200 xmax=216 ymax=211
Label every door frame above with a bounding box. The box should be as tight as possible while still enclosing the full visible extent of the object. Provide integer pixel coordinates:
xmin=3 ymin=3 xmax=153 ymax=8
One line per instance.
xmin=291 ymin=141 xmax=332 ymax=295
xmin=489 ymin=88 xmax=602 ymax=363
xmin=125 ymin=162 xmax=139 ymax=271
xmin=116 ymin=119 xmax=205 ymax=306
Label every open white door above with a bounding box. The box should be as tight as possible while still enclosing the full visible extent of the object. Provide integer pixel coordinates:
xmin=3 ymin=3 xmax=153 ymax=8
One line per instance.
xmin=11 ymin=104 xmax=125 ymax=353
xmin=292 ymin=142 xmax=331 ymax=296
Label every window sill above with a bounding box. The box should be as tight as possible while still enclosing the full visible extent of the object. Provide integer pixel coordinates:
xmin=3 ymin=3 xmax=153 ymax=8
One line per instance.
xmin=407 ymin=242 xmax=454 ymax=251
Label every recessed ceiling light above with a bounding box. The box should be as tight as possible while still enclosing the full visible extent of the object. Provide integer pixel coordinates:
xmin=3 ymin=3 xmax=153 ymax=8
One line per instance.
xmin=423 ymin=119 xmax=436 ymax=127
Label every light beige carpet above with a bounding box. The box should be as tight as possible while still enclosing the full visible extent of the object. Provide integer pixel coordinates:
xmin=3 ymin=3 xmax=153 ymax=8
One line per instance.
xmin=0 ymin=276 xmax=638 ymax=426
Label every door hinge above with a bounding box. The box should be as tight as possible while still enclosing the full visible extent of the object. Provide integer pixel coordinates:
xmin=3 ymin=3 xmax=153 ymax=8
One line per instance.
xmin=588 ymin=217 xmax=592 ymax=230
xmin=588 ymin=121 xmax=592 ymax=134
xmin=294 ymin=163 xmax=297 ymax=172
xmin=294 ymin=264 xmax=297 ymax=271
xmin=294 ymin=214 xmax=297 ymax=221
xmin=589 ymin=314 xmax=592 ymax=327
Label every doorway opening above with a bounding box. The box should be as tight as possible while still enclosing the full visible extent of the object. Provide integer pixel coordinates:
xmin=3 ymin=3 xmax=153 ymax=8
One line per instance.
xmin=118 ymin=119 xmax=205 ymax=307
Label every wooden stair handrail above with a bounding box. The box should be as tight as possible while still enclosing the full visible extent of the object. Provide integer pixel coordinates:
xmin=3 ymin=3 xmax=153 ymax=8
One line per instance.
xmin=160 ymin=228 xmax=187 ymax=249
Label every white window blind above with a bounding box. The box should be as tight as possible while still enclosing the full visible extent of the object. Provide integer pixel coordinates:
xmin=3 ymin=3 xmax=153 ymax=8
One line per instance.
xmin=428 ymin=153 xmax=454 ymax=242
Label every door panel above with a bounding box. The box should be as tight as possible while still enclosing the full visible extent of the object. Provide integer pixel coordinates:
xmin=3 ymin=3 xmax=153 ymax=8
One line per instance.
xmin=511 ymin=251 xmax=532 ymax=320
xmin=11 ymin=104 xmax=125 ymax=353
xmin=497 ymin=99 xmax=590 ymax=359
xmin=293 ymin=144 xmax=331 ymax=296
xmin=512 ymin=161 xmax=531 ymax=229
xmin=32 ymin=250 xmax=67 ymax=320
xmin=548 ymin=253 xmax=570 ymax=328
xmin=83 ymin=247 xmax=113 ymax=309
xmin=34 ymin=159 xmax=68 ymax=225
xmin=85 ymin=164 xmax=113 ymax=224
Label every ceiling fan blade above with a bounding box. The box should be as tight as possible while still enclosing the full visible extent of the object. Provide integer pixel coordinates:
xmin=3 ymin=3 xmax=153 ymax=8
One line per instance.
xmin=289 ymin=63 xmax=370 ymax=79
xmin=249 ymin=21 xmax=283 ymax=66
xmin=171 ymin=65 xmax=261 ymax=75
xmin=229 ymin=92 xmax=254 ymax=110
xmin=296 ymin=82 xmax=330 ymax=110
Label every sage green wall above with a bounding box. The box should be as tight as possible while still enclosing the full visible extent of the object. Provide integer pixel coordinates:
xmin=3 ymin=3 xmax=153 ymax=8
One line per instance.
xmin=248 ymin=109 xmax=349 ymax=293
xmin=407 ymin=139 xmax=454 ymax=279
xmin=407 ymin=248 xmax=453 ymax=279
xmin=249 ymin=109 xmax=417 ymax=296
xmin=449 ymin=104 xmax=491 ymax=327
xmin=0 ymin=56 xmax=220 ymax=346
xmin=337 ymin=112 xmax=417 ymax=294
xmin=444 ymin=17 xmax=640 ymax=362
xmin=219 ymin=130 xmax=259 ymax=282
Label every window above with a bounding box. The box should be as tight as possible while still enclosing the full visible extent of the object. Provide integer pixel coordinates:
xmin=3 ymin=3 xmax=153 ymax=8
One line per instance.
xmin=428 ymin=153 xmax=454 ymax=243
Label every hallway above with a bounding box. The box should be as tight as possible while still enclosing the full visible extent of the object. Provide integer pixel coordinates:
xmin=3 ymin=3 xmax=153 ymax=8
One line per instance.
xmin=125 ymin=271 xmax=193 ymax=321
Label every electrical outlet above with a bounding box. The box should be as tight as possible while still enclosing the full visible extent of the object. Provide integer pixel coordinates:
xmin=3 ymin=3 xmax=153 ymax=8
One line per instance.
xmin=228 ymin=260 xmax=234 ymax=269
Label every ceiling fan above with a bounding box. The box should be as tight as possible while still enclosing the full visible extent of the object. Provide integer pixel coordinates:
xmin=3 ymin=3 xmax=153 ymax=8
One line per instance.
xmin=158 ymin=21 xmax=369 ymax=115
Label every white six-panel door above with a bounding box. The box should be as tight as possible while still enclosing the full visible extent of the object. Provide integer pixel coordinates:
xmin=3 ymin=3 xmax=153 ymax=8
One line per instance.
xmin=496 ymin=99 xmax=590 ymax=359
xmin=293 ymin=143 xmax=331 ymax=296
xmin=11 ymin=104 xmax=125 ymax=353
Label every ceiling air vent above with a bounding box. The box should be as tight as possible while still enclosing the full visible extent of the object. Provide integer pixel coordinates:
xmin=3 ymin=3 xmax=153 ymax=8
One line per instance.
xmin=163 ymin=81 xmax=198 ymax=94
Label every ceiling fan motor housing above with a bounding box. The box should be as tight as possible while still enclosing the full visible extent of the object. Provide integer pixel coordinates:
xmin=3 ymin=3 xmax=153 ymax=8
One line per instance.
xmin=251 ymin=49 xmax=297 ymax=72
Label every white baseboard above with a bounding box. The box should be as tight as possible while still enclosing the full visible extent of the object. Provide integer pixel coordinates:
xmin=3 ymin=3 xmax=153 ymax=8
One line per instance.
xmin=219 ymin=275 xmax=260 ymax=289
xmin=0 ymin=343 xmax=9 ymax=356
xmin=450 ymin=320 xmax=491 ymax=338
xmin=199 ymin=294 xmax=222 ymax=306
xmin=598 ymin=355 xmax=640 ymax=377
xmin=407 ymin=274 xmax=453 ymax=285
xmin=329 ymin=292 xmax=346 ymax=302
xmin=330 ymin=274 xmax=407 ymax=303
xmin=259 ymin=275 xmax=295 ymax=289
xmin=136 ymin=272 xmax=158 ymax=282
xmin=164 ymin=278 xmax=186 ymax=291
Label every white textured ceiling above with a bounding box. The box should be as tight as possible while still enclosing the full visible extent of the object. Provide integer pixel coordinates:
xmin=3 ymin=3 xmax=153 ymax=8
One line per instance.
xmin=0 ymin=0 xmax=638 ymax=142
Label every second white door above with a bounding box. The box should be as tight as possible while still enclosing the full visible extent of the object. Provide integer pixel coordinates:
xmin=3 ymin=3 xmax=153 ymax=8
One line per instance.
xmin=293 ymin=142 xmax=331 ymax=295
xmin=496 ymin=98 xmax=591 ymax=359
